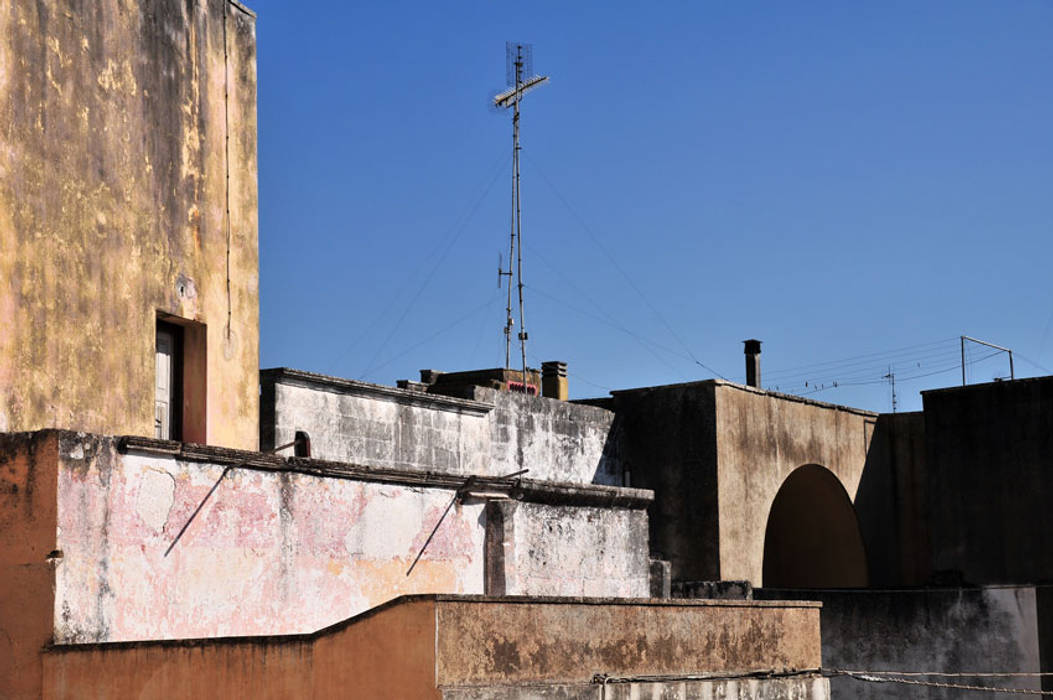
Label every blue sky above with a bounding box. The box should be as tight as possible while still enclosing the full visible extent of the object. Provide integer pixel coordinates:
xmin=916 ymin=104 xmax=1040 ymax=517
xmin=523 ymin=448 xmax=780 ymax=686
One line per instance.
xmin=252 ymin=1 xmax=1053 ymax=412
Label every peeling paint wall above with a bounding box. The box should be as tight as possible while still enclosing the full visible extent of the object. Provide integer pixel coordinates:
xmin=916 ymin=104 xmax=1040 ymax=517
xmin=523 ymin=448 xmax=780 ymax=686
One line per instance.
xmin=261 ymin=369 xmax=621 ymax=484
xmin=54 ymin=433 xmax=484 ymax=642
xmin=485 ymin=501 xmax=649 ymax=597
xmin=0 ymin=0 xmax=259 ymax=449
xmin=42 ymin=431 xmax=650 ymax=643
xmin=262 ymin=371 xmax=492 ymax=475
xmin=487 ymin=389 xmax=621 ymax=485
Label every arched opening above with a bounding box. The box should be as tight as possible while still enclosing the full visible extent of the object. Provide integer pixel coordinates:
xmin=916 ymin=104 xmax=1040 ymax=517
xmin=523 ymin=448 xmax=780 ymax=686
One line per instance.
xmin=762 ymin=464 xmax=869 ymax=588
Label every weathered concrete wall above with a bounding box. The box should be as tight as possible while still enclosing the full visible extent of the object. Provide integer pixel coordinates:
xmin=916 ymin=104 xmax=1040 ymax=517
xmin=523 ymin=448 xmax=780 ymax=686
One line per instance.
xmin=757 ymin=586 xmax=1048 ymax=698
xmin=485 ymin=388 xmax=622 ymax=485
xmin=922 ymin=377 xmax=1053 ymax=585
xmin=608 ymin=380 xmax=877 ymax=586
xmin=43 ymin=595 xmax=825 ymax=699
xmin=442 ymin=675 xmax=829 ymax=699
xmin=712 ymin=382 xmax=876 ymax=586
xmin=485 ymin=500 xmax=649 ymax=597
xmin=854 ymin=411 xmax=928 ymax=586
xmin=0 ymin=432 xmax=59 ymax=699
xmin=2 ymin=430 xmax=650 ymax=646
xmin=261 ymin=368 xmax=493 ymax=475
xmin=262 ymin=368 xmax=621 ymax=484
xmin=0 ymin=0 xmax=260 ymax=449
xmin=433 ymin=597 xmax=823 ymax=687
xmin=608 ymin=382 xmax=721 ymax=582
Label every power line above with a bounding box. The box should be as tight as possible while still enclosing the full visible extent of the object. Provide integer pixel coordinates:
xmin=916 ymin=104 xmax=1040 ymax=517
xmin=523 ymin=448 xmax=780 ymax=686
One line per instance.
xmin=359 ymin=292 xmax=502 ymax=380
xmin=356 ymin=153 xmax=511 ymax=380
xmin=786 ymin=350 xmax=1004 ymax=397
xmin=525 ymin=284 xmax=692 ymax=377
xmin=524 ymin=153 xmax=727 ymax=380
xmin=764 ymin=338 xmax=960 ymax=381
xmin=328 ymin=150 xmax=510 ymax=375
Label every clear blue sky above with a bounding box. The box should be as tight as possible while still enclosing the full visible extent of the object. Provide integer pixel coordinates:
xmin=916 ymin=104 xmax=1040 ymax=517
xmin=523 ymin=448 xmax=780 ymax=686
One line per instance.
xmin=252 ymin=0 xmax=1053 ymax=412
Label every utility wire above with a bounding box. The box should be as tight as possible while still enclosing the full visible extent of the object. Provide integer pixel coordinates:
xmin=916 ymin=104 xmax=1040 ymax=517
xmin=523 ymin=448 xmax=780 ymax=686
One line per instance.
xmin=523 ymin=242 xmax=691 ymax=379
xmin=526 ymin=283 xmax=689 ymax=378
xmin=527 ymin=351 xmax=612 ymax=393
xmin=359 ymin=291 xmax=502 ymax=380
xmin=524 ymin=154 xmax=727 ymax=380
xmin=831 ymin=670 xmax=1053 ymax=695
xmin=764 ymin=338 xmax=960 ymax=381
xmin=788 ymin=350 xmax=1004 ymax=397
xmin=345 ymin=152 xmax=509 ymax=378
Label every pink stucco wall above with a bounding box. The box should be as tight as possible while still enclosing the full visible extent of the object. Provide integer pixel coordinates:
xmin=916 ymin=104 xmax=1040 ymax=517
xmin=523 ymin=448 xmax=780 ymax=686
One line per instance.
xmin=49 ymin=433 xmax=651 ymax=644
xmin=54 ymin=434 xmax=485 ymax=642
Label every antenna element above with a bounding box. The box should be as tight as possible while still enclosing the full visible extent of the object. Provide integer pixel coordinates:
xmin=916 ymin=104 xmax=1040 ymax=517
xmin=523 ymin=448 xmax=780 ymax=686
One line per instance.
xmin=494 ymin=42 xmax=549 ymax=382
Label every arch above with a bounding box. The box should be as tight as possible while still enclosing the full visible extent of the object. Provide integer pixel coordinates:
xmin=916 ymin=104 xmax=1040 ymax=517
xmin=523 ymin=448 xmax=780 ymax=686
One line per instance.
xmin=762 ymin=464 xmax=869 ymax=588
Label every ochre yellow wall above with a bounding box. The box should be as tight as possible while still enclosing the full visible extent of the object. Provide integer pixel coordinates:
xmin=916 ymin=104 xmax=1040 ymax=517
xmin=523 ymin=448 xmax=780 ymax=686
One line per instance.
xmin=0 ymin=0 xmax=259 ymax=449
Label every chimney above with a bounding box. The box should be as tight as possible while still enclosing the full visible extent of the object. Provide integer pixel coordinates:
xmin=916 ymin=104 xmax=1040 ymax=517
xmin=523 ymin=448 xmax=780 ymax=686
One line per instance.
xmin=743 ymin=339 xmax=762 ymax=388
xmin=541 ymin=361 xmax=568 ymax=400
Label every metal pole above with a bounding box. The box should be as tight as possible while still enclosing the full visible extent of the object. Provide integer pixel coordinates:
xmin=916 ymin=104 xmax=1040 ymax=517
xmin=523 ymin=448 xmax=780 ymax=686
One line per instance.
xmin=514 ymin=47 xmax=529 ymax=388
xmin=1009 ymin=351 xmax=1015 ymax=380
xmin=961 ymin=336 xmax=966 ymax=386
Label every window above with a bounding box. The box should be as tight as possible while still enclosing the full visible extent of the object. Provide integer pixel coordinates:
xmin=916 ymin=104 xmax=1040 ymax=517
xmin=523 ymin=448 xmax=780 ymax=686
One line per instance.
xmin=155 ymin=321 xmax=183 ymax=440
xmin=155 ymin=315 xmax=207 ymax=443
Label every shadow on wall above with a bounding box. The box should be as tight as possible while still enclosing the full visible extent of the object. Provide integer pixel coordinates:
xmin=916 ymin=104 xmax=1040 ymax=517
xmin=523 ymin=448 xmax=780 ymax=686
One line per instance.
xmin=763 ymin=464 xmax=869 ymax=589
xmin=853 ymin=413 xmax=927 ymax=587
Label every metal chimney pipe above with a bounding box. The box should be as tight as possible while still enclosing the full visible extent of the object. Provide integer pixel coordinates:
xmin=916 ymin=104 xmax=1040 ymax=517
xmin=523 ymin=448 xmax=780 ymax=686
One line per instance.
xmin=743 ymin=339 xmax=762 ymax=388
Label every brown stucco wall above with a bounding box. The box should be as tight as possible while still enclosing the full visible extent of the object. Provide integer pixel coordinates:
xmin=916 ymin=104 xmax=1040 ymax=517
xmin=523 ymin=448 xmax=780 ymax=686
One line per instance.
xmin=0 ymin=0 xmax=259 ymax=449
xmin=713 ymin=382 xmax=876 ymax=585
xmin=42 ymin=598 xmax=440 ymax=699
xmin=0 ymin=431 xmax=59 ymax=700
xmin=434 ymin=597 xmax=822 ymax=687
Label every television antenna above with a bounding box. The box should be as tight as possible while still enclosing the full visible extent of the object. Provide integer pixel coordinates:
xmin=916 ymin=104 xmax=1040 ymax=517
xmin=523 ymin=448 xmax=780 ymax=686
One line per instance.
xmin=493 ymin=42 xmax=549 ymax=382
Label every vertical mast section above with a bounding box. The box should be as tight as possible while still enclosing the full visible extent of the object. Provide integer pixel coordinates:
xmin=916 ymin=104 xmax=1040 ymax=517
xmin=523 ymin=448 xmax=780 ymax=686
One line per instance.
xmin=493 ymin=43 xmax=548 ymax=387
xmin=513 ymin=46 xmax=529 ymax=384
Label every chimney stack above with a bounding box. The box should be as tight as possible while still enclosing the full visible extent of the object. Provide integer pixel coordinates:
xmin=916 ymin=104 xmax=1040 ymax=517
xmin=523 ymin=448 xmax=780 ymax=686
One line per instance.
xmin=541 ymin=361 xmax=568 ymax=400
xmin=743 ymin=339 xmax=762 ymax=388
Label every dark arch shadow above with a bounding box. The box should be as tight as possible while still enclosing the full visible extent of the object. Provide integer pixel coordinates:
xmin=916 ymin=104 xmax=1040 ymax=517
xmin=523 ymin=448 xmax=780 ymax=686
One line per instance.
xmin=763 ymin=464 xmax=869 ymax=588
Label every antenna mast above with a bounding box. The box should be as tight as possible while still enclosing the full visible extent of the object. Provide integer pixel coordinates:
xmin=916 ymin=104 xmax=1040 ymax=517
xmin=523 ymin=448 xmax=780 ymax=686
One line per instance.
xmin=494 ymin=42 xmax=548 ymax=384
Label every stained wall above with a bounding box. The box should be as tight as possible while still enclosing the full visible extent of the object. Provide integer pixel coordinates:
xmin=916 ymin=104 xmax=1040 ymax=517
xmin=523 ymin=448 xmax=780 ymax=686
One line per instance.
xmin=1 ymin=430 xmax=652 ymax=649
xmin=261 ymin=368 xmax=621 ymax=484
xmin=0 ymin=0 xmax=259 ymax=449
xmin=713 ymin=382 xmax=876 ymax=585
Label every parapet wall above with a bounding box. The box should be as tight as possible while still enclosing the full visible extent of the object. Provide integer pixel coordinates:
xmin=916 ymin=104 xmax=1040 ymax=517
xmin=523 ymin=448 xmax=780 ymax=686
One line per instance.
xmin=261 ymin=368 xmax=621 ymax=485
xmin=4 ymin=430 xmax=652 ymax=653
xmin=43 ymin=595 xmax=826 ymax=700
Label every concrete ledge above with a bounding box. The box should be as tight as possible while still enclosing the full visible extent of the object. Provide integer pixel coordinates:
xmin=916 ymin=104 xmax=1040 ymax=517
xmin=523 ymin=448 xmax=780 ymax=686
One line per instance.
xmin=611 ymin=379 xmax=879 ymax=418
xmin=118 ymin=435 xmax=653 ymax=509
